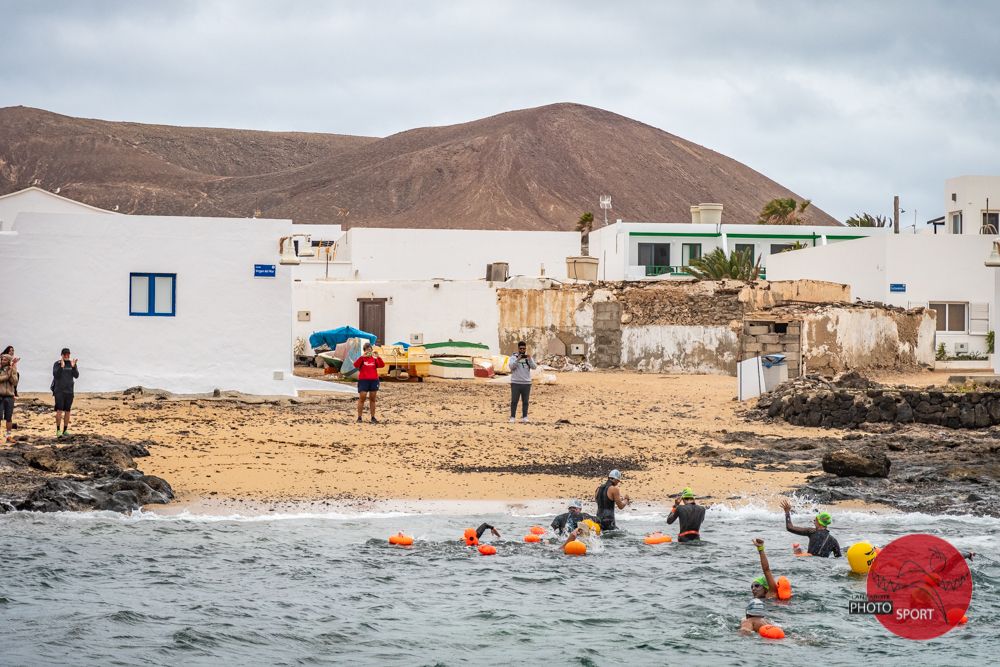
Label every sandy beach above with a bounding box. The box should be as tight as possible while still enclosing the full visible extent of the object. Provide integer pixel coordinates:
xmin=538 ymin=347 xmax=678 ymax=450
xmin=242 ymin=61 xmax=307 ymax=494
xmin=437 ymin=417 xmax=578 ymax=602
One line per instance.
xmin=8 ymin=369 xmax=964 ymax=511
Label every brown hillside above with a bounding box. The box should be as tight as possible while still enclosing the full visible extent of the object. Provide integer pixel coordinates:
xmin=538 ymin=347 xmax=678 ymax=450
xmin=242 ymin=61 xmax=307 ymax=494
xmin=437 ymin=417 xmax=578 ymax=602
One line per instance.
xmin=0 ymin=104 xmax=840 ymax=228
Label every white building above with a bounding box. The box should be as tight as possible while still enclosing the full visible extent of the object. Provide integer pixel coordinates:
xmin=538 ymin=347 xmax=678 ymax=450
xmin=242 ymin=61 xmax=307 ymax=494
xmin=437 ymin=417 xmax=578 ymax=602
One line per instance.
xmin=767 ymin=234 xmax=997 ymax=360
xmin=938 ymin=175 xmax=1000 ymax=235
xmin=588 ymin=205 xmax=886 ymax=281
xmin=289 ymin=227 xmax=579 ymax=282
xmin=0 ymin=186 xmax=113 ymax=229
xmin=0 ymin=188 xmax=346 ymax=395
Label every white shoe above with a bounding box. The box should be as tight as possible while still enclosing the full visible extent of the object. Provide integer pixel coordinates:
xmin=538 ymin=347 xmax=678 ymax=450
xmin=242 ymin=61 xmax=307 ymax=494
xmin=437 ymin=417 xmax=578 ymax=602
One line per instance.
xmin=520 ymin=417 xmax=529 ymax=423
xmin=508 ymin=417 xmax=516 ymax=423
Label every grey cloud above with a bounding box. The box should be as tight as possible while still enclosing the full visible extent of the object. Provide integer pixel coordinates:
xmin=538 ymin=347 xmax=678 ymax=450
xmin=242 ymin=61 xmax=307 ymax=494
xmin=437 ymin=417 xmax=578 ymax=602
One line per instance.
xmin=1 ymin=0 xmax=998 ymax=221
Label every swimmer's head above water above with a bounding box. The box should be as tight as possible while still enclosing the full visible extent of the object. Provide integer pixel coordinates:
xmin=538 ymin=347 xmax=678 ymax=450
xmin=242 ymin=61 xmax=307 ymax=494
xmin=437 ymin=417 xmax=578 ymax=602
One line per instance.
xmin=751 ymin=576 xmax=769 ymax=599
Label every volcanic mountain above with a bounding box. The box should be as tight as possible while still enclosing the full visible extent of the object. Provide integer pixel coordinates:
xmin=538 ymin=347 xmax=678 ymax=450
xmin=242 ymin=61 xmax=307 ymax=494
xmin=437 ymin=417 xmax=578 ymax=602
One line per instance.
xmin=0 ymin=103 xmax=840 ymax=229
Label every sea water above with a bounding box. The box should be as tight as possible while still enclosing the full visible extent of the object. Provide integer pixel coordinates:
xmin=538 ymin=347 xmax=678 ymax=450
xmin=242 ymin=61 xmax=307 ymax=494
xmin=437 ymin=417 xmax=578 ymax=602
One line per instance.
xmin=0 ymin=505 xmax=997 ymax=666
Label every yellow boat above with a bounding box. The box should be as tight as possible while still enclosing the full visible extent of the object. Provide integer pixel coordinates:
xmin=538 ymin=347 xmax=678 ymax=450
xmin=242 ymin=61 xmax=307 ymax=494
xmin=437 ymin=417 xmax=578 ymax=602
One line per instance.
xmin=374 ymin=345 xmax=430 ymax=380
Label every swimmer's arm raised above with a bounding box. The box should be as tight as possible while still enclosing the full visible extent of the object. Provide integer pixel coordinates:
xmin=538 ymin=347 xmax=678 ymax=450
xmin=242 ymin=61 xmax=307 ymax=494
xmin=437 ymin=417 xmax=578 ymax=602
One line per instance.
xmin=475 ymin=523 xmax=500 ymax=539
xmin=779 ymin=499 xmax=813 ymax=536
xmin=753 ymin=538 xmax=778 ymax=592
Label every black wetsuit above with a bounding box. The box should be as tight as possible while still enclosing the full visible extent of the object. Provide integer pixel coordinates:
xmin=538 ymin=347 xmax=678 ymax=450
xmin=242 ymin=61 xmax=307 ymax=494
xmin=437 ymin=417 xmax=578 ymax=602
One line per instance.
xmin=785 ymin=514 xmax=842 ymax=557
xmin=666 ymin=502 xmax=705 ymax=542
xmin=551 ymin=511 xmax=597 ymax=535
xmin=595 ymin=480 xmax=618 ymax=531
xmin=475 ymin=523 xmax=496 ymax=540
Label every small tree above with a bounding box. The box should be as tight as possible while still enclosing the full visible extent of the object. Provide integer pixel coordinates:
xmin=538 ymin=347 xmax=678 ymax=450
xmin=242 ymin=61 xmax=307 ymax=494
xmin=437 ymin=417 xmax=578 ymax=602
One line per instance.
xmin=758 ymin=198 xmax=812 ymax=225
xmin=576 ymin=211 xmax=595 ymax=256
xmin=780 ymin=241 xmax=809 ymax=252
xmin=845 ymin=212 xmax=890 ymax=227
xmin=686 ymin=247 xmax=761 ymax=281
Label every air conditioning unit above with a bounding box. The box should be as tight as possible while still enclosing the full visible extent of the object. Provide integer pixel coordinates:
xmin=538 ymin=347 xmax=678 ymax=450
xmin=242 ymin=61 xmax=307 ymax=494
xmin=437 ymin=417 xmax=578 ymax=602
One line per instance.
xmin=954 ymin=342 xmax=969 ymax=354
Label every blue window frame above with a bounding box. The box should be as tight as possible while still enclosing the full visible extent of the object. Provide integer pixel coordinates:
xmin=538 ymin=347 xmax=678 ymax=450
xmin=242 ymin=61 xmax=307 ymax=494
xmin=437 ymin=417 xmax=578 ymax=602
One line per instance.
xmin=129 ymin=273 xmax=176 ymax=316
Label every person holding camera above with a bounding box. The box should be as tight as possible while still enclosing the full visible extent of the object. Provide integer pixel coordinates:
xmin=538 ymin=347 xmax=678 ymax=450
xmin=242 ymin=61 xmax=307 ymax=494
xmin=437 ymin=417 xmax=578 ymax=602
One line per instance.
xmin=52 ymin=347 xmax=79 ymax=438
xmin=508 ymin=340 xmax=536 ymax=423
xmin=353 ymin=342 xmax=385 ymax=423
xmin=0 ymin=346 xmax=20 ymax=444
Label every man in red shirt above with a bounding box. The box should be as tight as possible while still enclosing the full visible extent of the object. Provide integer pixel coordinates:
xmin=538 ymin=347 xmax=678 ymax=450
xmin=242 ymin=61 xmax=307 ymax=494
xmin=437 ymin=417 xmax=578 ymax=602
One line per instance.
xmin=353 ymin=343 xmax=385 ymax=423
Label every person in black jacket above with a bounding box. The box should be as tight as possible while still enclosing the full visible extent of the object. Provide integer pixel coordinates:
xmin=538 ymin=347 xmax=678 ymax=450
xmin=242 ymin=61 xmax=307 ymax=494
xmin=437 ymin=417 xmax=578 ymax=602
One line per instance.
xmin=52 ymin=347 xmax=79 ymax=438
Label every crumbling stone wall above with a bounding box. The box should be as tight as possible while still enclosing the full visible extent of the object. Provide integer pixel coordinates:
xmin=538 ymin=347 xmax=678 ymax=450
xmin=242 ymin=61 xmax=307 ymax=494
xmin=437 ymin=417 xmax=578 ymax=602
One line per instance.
xmin=762 ymin=386 xmax=1000 ymax=429
xmin=498 ymin=282 xmax=744 ymax=373
xmin=741 ymin=320 xmax=803 ymax=377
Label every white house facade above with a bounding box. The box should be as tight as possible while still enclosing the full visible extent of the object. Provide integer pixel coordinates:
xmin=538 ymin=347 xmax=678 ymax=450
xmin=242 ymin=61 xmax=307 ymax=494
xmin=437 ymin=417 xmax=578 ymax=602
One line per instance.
xmin=0 ymin=205 xmax=345 ymax=395
xmin=940 ymin=175 xmax=1000 ymax=235
xmin=588 ymin=219 xmax=887 ymax=282
xmin=767 ymin=234 xmax=997 ymax=359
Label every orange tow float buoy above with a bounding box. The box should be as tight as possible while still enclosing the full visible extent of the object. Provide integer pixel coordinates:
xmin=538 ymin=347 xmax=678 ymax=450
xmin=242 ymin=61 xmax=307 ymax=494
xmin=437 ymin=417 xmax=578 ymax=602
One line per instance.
xmin=388 ymin=532 xmax=414 ymax=546
xmin=758 ymin=625 xmax=785 ymax=639
xmin=478 ymin=544 xmax=497 ymax=556
xmin=564 ymin=539 xmax=587 ymax=556
xmin=947 ymin=609 xmax=969 ymax=626
xmin=644 ymin=532 xmax=672 ymax=545
xmin=530 ymin=525 xmax=546 ymax=535
xmin=524 ymin=534 xmax=542 ymax=543
xmin=776 ymin=576 xmax=793 ymax=601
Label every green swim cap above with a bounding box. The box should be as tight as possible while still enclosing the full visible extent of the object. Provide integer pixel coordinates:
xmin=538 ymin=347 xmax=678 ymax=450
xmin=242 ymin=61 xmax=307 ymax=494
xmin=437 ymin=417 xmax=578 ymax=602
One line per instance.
xmin=681 ymin=487 xmax=695 ymax=499
xmin=752 ymin=575 xmax=769 ymax=590
xmin=816 ymin=512 xmax=832 ymax=527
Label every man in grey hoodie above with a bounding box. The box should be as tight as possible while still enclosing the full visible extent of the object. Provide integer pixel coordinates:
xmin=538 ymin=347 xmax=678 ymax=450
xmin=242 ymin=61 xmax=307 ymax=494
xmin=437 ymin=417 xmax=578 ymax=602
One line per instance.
xmin=509 ymin=341 xmax=536 ymax=423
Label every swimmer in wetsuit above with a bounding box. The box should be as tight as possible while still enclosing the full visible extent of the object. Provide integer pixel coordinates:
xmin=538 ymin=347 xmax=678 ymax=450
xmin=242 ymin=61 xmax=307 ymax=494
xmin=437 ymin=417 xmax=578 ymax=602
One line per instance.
xmin=666 ymin=487 xmax=705 ymax=542
xmin=740 ymin=538 xmax=779 ymax=633
xmin=463 ymin=523 xmax=501 ymax=546
xmin=551 ymin=499 xmax=597 ymax=535
xmin=779 ymin=499 xmax=841 ymax=557
xmin=595 ymin=469 xmax=631 ymax=531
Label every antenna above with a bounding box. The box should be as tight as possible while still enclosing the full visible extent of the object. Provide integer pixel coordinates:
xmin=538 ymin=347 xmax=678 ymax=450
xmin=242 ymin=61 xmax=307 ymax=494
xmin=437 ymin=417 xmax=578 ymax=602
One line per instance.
xmin=599 ymin=195 xmax=612 ymax=227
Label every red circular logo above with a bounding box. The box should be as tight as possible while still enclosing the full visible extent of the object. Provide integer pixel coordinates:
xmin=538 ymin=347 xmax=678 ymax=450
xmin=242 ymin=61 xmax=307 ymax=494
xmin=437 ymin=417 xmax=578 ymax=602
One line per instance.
xmin=867 ymin=534 xmax=972 ymax=640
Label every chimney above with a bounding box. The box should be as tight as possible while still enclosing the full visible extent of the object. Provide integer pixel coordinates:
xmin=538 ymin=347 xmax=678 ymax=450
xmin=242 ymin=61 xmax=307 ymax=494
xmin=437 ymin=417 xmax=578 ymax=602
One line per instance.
xmin=698 ymin=203 xmax=723 ymax=226
xmin=690 ymin=205 xmax=701 ymax=224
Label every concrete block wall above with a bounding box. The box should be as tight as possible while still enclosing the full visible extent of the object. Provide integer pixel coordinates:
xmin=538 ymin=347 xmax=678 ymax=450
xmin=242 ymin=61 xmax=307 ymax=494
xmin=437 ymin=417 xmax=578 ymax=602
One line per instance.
xmin=741 ymin=319 xmax=803 ymax=377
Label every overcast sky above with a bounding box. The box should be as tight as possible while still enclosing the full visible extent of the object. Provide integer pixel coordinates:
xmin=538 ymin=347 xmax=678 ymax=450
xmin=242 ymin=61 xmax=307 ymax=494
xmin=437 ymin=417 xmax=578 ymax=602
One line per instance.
xmin=3 ymin=1 xmax=998 ymax=224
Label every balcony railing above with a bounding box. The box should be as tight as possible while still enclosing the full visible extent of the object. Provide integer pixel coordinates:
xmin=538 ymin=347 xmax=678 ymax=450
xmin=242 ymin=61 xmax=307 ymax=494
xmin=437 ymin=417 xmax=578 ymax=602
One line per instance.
xmin=641 ymin=264 xmax=767 ymax=279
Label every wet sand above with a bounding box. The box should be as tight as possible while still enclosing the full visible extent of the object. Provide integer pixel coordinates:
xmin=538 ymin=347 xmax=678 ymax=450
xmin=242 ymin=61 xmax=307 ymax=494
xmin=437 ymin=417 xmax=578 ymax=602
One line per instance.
xmin=10 ymin=371 xmax=855 ymax=509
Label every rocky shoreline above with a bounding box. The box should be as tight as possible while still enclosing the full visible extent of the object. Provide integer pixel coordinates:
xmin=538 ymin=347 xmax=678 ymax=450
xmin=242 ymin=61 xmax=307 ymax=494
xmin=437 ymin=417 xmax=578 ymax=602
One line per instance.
xmin=728 ymin=373 xmax=1000 ymax=516
xmin=0 ymin=435 xmax=173 ymax=513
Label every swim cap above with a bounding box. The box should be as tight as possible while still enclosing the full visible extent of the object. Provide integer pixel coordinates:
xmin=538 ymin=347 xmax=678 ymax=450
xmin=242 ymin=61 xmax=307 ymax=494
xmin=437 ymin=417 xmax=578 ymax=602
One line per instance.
xmin=752 ymin=576 xmax=769 ymax=591
xmin=816 ymin=512 xmax=832 ymax=527
xmin=608 ymin=469 xmax=622 ymax=480
xmin=681 ymin=487 xmax=695 ymax=499
xmin=568 ymin=499 xmax=583 ymax=509
xmin=746 ymin=599 xmax=766 ymax=617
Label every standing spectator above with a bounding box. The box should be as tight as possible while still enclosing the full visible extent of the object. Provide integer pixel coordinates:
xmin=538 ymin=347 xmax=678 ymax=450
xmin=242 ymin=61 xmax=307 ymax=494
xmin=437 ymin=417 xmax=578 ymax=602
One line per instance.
xmin=353 ymin=343 xmax=384 ymax=423
xmin=0 ymin=345 xmax=19 ymax=444
xmin=509 ymin=340 xmax=536 ymax=423
xmin=52 ymin=347 xmax=79 ymax=438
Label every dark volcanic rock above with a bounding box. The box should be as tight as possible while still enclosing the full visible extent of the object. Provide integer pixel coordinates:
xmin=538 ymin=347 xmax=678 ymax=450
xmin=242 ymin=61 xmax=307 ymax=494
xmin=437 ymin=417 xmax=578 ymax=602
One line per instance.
xmin=822 ymin=447 xmax=891 ymax=478
xmin=0 ymin=435 xmax=173 ymax=513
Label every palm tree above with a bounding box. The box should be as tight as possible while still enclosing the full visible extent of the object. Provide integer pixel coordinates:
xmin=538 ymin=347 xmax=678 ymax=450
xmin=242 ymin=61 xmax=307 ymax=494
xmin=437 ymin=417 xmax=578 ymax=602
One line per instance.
xmin=686 ymin=247 xmax=761 ymax=281
xmin=576 ymin=211 xmax=595 ymax=256
xmin=845 ymin=212 xmax=889 ymax=227
xmin=757 ymin=198 xmax=812 ymax=225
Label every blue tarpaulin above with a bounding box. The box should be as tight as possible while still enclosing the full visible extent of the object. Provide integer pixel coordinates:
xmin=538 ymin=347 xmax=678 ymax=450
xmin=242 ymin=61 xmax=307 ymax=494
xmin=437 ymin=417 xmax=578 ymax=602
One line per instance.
xmin=309 ymin=326 xmax=377 ymax=350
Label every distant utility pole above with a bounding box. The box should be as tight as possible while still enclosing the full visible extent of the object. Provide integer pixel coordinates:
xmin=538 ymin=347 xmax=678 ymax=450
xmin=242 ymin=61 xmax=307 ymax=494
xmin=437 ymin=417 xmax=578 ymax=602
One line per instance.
xmin=600 ymin=195 xmax=612 ymax=227
xmin=893 ymin=195 xmax=900 ymax=235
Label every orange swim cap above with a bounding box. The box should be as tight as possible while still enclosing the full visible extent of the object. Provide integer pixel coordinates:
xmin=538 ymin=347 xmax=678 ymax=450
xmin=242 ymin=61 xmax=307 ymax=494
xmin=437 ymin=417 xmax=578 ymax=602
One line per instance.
xmin=463 ymin=528 xmax=479 ymax=546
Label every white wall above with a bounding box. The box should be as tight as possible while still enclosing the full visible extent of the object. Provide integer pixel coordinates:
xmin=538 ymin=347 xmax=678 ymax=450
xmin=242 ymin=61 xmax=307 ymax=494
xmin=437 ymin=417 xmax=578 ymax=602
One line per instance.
xmin=0 ymin=187 xmax=110 ymax=230
xmin=294 ymin=280 xmax=501 ymax=353
xmin=338 ymin=228 xmax=579 ymax=281
xmin=0 ymin=212 xmax=305 ymax=395
xmin=588 ymin=222 xmax=627 ymax=281
xmin=768 ymin=234 xmax=996 ymax=355
xmin=944 ymin=176 xmax=1000 ymax=234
